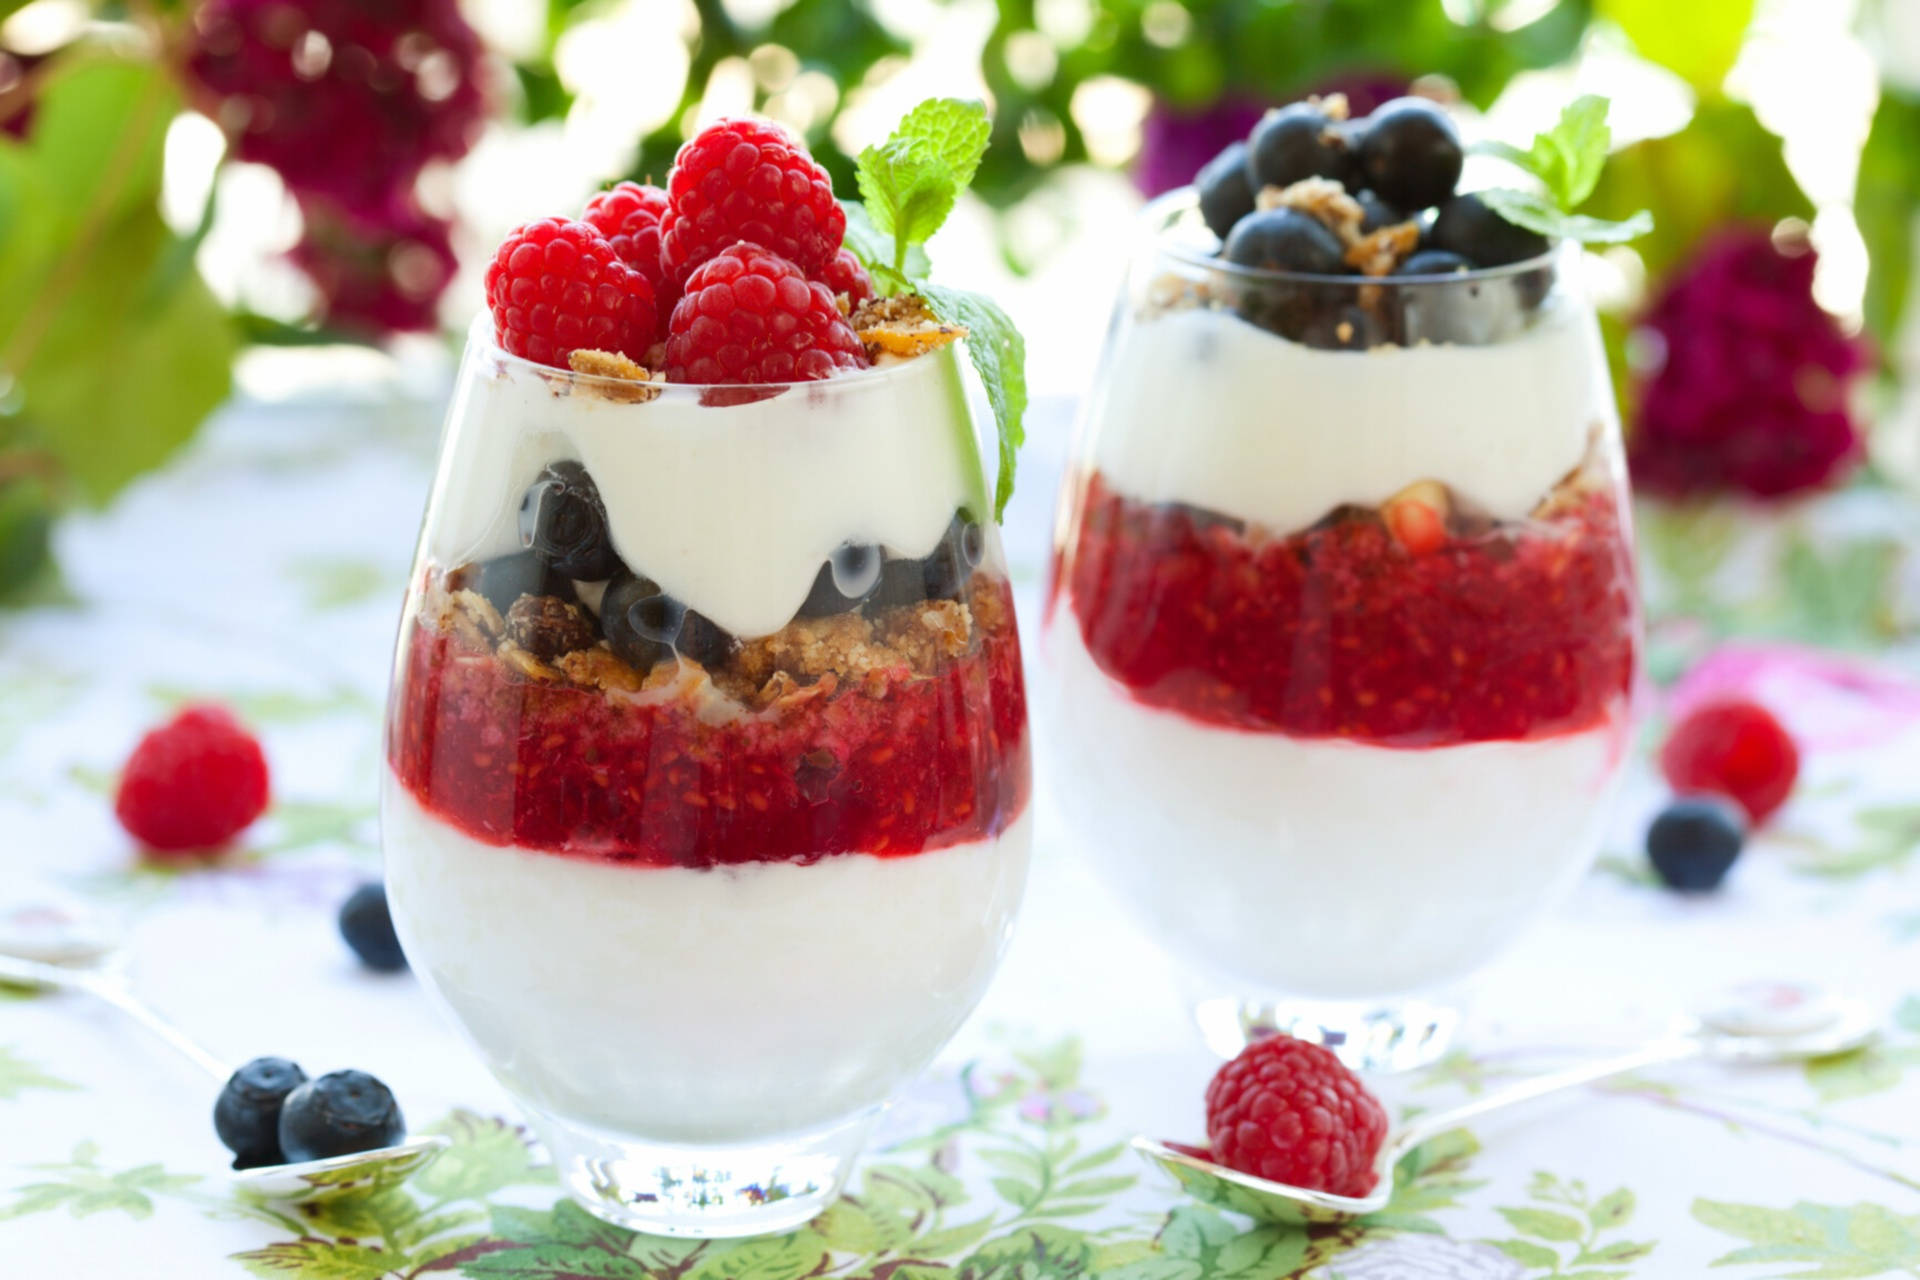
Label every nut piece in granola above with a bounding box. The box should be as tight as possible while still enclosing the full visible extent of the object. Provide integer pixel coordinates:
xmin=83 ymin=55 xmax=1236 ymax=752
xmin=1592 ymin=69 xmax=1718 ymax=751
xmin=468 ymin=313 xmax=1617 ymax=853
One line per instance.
xmin=505 ymin=594 xmax=600 ymax=662
xmin=1344 ymin=222 xmax=1421 ymax=277
xmin=1257 ymin=177 xmax=1364 ymax=247
xmin=850 ymin=294 xmax=967 ymax=363
xmin=567 ymin=349 xmax=664 ymax=403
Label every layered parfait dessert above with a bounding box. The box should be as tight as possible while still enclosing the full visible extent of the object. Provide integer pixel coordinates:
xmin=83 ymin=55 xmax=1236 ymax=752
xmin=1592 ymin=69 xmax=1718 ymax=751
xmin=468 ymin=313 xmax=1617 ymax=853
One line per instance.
xmin=1046 ymin=93 xmax=1641 ymax=1067
xmin=383 ymin=107 xmax=1031 ymax=1235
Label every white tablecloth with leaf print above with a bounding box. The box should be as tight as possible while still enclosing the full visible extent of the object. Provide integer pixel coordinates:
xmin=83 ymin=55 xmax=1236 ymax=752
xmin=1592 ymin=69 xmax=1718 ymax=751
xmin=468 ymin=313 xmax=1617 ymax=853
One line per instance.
xmin=5 ymin=376 xmax=1920 ymax=1279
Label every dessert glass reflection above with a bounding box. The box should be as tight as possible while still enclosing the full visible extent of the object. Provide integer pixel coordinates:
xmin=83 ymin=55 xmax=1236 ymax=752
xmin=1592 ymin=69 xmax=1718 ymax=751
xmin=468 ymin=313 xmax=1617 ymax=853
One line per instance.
xmin=1045 ymin=193 xmax=1638 ymax=1070
xmin=383 ymin=327 xmax=1031 ymax=1236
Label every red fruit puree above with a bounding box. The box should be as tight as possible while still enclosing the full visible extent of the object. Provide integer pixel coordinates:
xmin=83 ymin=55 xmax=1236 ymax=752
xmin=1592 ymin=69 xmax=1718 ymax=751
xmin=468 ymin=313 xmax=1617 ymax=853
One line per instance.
xmin=1055 ymin=473 xmax=1637 ymax=747
xmin=389 ymin=582 xmax=1029 ymax=869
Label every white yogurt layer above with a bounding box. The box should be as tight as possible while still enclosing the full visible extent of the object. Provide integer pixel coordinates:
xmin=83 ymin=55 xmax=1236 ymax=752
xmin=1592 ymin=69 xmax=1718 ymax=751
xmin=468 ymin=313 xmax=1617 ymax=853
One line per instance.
xmin=382 ymin=782 xmax=1031 ymax=1143
xmin=1086 ymin=297 xmax=1608 ymax=534
xmin=1044 ymin=618 xmax=1624 ymax=998
xmin=424 ymin=336 xmax=986 ymax=638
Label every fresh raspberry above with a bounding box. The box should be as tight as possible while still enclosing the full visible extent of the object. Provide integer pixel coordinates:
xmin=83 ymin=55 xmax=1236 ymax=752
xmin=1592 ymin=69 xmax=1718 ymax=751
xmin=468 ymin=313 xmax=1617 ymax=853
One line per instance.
xmin=659 ymin=119 xmax=845 ymax=290
xmin=484 ymin=218 xmax=658 ymax=369
xmin=820 ymin=248 xmax=874 ymax=304
xmin=114 ymin=705 xmax=271 ymax=854
xmin=185 ymin=0 xmax=488 ymax=219
xmin=1661 ymin=698 xmax=1799 ymax=825
xmin=1204 ymin=1035 xmax=1388 ymax=1198
xmin=664 ymin=244 xmax=867 ymax=384
xmin=582 ymin=181 xmax=671 ymax=291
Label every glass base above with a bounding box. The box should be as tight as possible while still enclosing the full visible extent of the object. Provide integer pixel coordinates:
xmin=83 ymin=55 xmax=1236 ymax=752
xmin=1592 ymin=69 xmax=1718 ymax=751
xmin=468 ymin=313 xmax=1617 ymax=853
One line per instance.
xmin=1191 ymin=993 xmax=1459 ymax=1073
xmin=530 ymin=1106 xmax=877 ymax=1238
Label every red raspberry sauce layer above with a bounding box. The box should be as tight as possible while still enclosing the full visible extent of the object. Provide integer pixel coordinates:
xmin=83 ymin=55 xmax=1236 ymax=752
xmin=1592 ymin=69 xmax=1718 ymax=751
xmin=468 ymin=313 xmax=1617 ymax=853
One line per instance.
xmin=389 ymin=585 xmax=1029 ymax=869
xmin=1055 ymin=473 xmax=1637 ymax=747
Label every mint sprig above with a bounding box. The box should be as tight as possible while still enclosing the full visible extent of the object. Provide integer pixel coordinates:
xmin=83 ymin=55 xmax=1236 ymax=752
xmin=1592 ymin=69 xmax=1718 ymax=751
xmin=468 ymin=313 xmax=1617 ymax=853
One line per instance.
xmin=842 ymin=98 xmax=1027 ymax=521
xmin=1472 ymin=95 xmax=1653 ymax=245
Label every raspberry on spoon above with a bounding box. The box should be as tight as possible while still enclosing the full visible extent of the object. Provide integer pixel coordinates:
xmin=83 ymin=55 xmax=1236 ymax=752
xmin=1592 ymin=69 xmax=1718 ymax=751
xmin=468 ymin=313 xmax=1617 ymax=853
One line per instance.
xmin=663 ymin=243 xmax=867 ymax=385
xmin=1204 ymin=1034 xmax=1388 ymax=1197
xmin=659 ymin=118 xmax=846 ymax=290
xmin=484 ymin=217 xmax=658 ymax=369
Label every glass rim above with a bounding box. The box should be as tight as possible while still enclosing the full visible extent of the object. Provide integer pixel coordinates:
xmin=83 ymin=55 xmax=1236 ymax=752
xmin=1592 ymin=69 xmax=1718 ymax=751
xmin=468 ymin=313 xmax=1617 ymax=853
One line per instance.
xmin=465 ymin=315 xmax=943 ymax=398
xmin=1144 ymin=187 xmax=1564 ymax=287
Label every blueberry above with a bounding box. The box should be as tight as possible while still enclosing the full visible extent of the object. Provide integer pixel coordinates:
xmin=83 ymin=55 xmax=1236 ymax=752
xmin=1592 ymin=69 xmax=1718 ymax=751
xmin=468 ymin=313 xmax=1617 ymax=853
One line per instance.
xmin=518 ymin=461 xmax=621 ymax=581
xmin=1246 ymin=104 xmax=1347 ymax=192
xmin=214 ymin=1056 xmax=307 ymax=1169
xmin=1646 ymin=796 xmax=1747 ymax=892
xmin=1396 ymin=249 xmax=1473 ymax=277
xmin=798 ymin=543 xmax=884 ymax=616
xmin=1356 ymin=190 xmax=1408 ymax=234
xmin=601 ymin=571 xmax=672 ymax=670
xmin=1223 ymin=209 xmax=1347 ymax=275
xmin=602 ymin=571 xmax=734 ymax=668
xmin=922 ymin=515 xmax=985 ymax=601
xmin=1355 ymin=98 xmax=1463 ymax=211
xmin=451 ymin=551 xmax=576 ymax=615
xmin=1429 ymin=193 xmax=1549 ymax=268
xmin=277 ymin=1070 xmax=405 ymax=1164
xmin=338 ymin=882 xmax=406 ymax=973
xmin=1195 ymin=141 xmax=1256 ymax=241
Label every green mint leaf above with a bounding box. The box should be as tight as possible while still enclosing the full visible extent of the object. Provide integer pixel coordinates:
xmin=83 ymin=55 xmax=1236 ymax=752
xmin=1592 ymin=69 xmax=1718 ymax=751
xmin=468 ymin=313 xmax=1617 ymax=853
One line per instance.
xmin=891 ymin=98 xmax=991 ymax=191
xmin=841 ymin=201 xmax=929 ymax=294
xmin=1473 ymin=94 xmax=1613 ymax=211
xmin=1540 ymin=94 xmax=1611 ymax=208
xmin=1477 ymin=187 xmax=1654 ymax=244
xmin=854 ymin=137 xmax=958 ymax=272
xmin=920 ymin=284 xmax=1026 ymax=521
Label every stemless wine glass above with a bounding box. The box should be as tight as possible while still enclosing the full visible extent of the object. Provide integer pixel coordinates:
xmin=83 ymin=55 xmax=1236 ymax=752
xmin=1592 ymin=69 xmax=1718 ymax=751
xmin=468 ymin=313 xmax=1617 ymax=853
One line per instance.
xmin=1044 ymin=192 xmax=1639 ymax=1071
xmin=383 ymin=323 xmax=1032 ymax=1237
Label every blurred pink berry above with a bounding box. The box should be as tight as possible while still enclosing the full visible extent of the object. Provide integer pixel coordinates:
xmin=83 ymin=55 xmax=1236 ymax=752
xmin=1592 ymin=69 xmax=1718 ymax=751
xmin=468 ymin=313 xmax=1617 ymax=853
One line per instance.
xmin=187 ymin=0 xmax=489 ymax=218
xmin=292 ymin=196 xmax=456 ymax=336
xmin=1628 ymin=228 xmax=1872 ymax=501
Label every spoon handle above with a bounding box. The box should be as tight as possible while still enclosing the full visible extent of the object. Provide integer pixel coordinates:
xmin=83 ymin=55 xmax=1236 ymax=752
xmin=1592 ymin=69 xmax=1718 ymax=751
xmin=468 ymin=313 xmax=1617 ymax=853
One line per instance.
xmin=1393 ymin=1038 xmax=1703 ymax=1158
xmin=0 ymin=953 xmax=231 ymax=1084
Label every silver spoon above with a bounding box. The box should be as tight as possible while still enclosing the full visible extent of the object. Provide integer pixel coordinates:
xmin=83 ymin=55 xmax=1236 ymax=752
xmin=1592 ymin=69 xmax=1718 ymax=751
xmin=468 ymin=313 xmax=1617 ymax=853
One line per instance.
xmin=1136 ymin=982 xmax=1882 ymax=1226
xmin=0 ymin=903 xmax=447 ymax=1203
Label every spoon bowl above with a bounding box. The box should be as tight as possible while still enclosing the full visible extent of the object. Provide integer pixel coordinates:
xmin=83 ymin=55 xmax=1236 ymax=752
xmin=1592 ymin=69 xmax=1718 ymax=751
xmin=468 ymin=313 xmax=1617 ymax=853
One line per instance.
xmin=1137 ymin=982 xmax=1881 ymax=1225
xmin=0 ymin=902 xmax=445 ymax=1202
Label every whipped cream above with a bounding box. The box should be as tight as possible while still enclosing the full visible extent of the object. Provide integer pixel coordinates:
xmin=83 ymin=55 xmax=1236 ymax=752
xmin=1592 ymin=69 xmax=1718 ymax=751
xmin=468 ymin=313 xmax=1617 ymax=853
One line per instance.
xmin=1043 ymin=619 xmax=1625 ymax=997
xmin=423 ymin=333 xmax=988 ymax=638
xmin=383 ymin=782 xmax=1032 ymax=1143
xmin=1084 ymin=296 xmax=1609 ymax=533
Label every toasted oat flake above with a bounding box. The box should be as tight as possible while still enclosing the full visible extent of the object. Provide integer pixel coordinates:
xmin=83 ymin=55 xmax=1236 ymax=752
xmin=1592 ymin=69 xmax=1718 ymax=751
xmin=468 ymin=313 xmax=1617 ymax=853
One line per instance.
xmin=567 ymin=348 xmax=664 ymax=402
xmin=1258 ymin=177 xmax=1365 ymax=247
xmin=1345 ymin=222 xmax=1421 ymax=277
xmin=851 ymin=294 xmax=967 ymax=362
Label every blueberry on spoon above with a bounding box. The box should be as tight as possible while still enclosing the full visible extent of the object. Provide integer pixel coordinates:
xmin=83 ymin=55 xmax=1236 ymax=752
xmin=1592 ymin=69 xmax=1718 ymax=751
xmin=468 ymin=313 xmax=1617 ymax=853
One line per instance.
xmin=215 ymin=1057 xmax=307 ymax=1169
xmin=278 ymin=1070 xmax=406 ymax=1164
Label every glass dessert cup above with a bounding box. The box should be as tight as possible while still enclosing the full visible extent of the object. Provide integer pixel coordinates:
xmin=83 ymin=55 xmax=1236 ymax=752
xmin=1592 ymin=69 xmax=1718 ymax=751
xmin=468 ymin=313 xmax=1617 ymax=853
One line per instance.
xmin=1044 ymin=193 xmax=1640 ymax=1072
xmin=382 ymin=326 xmax=1033 ymax=1237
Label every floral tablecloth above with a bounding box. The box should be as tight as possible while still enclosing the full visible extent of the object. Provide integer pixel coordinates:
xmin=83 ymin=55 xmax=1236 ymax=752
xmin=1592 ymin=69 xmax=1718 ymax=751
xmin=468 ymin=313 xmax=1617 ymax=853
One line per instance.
xmin=6 ymin=377 xmax=1920 ymax=1279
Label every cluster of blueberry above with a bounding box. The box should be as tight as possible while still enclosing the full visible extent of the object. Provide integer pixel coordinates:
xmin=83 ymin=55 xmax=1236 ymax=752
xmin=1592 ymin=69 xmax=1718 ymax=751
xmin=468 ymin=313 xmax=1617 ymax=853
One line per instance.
xmin=459 ymin=460 xmax=987 ymax=671
xmin=1192 ymin=96 xmax=1552 ymax=349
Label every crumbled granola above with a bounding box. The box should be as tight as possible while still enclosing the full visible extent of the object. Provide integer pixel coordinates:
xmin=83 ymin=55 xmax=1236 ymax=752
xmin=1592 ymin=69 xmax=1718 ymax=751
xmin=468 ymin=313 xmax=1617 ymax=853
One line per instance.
xmin=556 ymin=644 xmax=648 ymax=693
xmin=430 ymin=587 xmax=505 ymax=651
xmin=850 ymin=294 xmax=967 ymax=363
xmin=498 ymin=642 xmax=562 ymax=683
xmin=875 ymin=599 xmax=972 ymax=671
xmin=1257 ymin=177 xmax=1364 ymax=247
xmin=568 ymin=349 xmax=664 ymax=403
xmin=505 ymin=594 xmax=599 ymax=662
xmin=1344 ymin=222 xmax=1421 ymax=277
xmin=1308 ymin=92 xmax=1350 ymax=122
